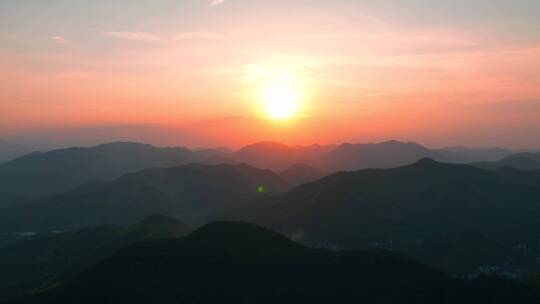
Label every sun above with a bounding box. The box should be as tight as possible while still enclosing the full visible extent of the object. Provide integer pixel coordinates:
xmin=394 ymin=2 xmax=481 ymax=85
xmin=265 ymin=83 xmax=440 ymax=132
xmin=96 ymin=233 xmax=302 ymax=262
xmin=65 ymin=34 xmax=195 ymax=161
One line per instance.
xmin=245 ymin=64 xmax=305 ymax=121
xmin=260 ymin=80 xmax=302 ymax=120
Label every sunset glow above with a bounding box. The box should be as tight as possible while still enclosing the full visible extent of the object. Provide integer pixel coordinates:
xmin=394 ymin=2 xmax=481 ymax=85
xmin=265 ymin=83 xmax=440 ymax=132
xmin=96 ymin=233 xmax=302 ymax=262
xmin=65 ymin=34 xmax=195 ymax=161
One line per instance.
xmin=0 ymin=1 xmax=539 ymax=149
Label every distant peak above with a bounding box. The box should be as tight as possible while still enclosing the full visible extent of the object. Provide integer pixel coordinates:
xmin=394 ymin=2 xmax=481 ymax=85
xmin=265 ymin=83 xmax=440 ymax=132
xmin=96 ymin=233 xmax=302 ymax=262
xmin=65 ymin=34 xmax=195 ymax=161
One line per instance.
xmin=96 ymin=141 xmax=150 ymax=148
xmin=412 ymin=157 xmax=439 ymax=166
xmin=187 ymin=221 xmax=302 ymax=252
xmin=243 ymin=141 xmax=287 ymax=148
xmin=285 ymin=163 xmax=315 ymax=170
xmin=381 ymin=140 xmax=403 ymax=145
xmin=194 ymin=221 xmax=265 ymax=233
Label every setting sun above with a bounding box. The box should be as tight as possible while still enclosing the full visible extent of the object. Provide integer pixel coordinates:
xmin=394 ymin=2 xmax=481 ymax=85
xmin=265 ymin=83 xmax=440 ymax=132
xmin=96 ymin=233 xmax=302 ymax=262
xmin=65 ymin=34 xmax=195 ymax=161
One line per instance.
xmin=250 ymin=66 xmax=305 ymax=120
xmin=260 ymin=80 xmax=302 ymax=120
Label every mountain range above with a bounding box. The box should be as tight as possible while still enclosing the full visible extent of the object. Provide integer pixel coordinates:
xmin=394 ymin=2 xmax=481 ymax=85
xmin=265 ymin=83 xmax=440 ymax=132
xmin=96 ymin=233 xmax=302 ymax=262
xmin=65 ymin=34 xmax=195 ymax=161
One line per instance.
xmin=216 ymin=158 xmax=540 ymax=275
xmin=0 ymin=163 xmax=288 ymax=232
xmin=0 ymin=140 xmax=530 ymax=199
xmin=471 ymin=152 xmax=540 ymax=171
xmin=2 ymin=140 xmax=540 ymax=301
xmin=0 ymin=142 xmax=199 ymax=198
xmin=8 ymin=222 xmax=540 ymax=304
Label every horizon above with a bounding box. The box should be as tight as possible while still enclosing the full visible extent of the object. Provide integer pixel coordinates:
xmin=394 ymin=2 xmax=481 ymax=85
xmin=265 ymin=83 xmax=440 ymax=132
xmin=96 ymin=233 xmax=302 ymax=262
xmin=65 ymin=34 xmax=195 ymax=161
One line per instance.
xmin=1 ymin=1 xmax=540 ymax=149
xmin=1 ymin=136 xmax=537 ymax=153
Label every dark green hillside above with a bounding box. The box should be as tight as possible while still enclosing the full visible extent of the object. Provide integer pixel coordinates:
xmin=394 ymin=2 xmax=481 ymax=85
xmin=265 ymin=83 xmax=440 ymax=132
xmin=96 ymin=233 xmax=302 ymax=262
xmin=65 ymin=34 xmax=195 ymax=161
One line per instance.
xmin=0 ymin=215 xmax=190 ymax=301
xmin=218 ymin=159 xmax=540 ymax=275
xmin=9 ymin=222 xmax=539 ymax=304
xmin=0 ymin=163 xmax=288 ymax=232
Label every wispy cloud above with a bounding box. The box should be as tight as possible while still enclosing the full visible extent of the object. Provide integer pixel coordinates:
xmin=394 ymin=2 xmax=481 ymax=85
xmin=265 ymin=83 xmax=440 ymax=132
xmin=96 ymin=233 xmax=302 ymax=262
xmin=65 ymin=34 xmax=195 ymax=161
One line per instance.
xmin=210 ymin=0 xmax=225 ymax=7
xmin=102 ymin=31 xmax=161 ymax=41
xmin=52 ymin=36 xmax=67 ymax=44
xmin=102 ymin=30 xmax=220 ymax=42
xmin=172 ymin=32 xmax=220 ymax=40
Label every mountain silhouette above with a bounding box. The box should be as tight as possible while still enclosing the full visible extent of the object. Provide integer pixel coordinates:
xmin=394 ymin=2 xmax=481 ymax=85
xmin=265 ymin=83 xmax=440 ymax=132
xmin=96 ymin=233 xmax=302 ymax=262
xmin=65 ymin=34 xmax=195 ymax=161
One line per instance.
xmin=218 ymin=159 xmax=540 ymax=275
xmin=442 ymin=146 xmax=515 ymax=162
xmin=0 ymin=215 xmax=190 ymax=301
xmin=399 ymin=231 xmax=537 ymax=276
xmin=8 ymin=221 xmax=539 ymax=304
xmin=321 ymin=141 xmax=463 ymax=171
xmin=0 ymin=140 xmax=30 ymax=164
xmin=0 ymin=164 xmax=289 ymax=232
xmin=0 ymin=142 xmax=200 ymax=197
xmin=221 ymin=140 xmax=517 ymax=173
xmin=0 ymin=140 xmax=523 ymax=200
xmin=233 ymin=141 xmax=335 ymax=170
xmin=472 ymin=152 xmax=540 ymax=171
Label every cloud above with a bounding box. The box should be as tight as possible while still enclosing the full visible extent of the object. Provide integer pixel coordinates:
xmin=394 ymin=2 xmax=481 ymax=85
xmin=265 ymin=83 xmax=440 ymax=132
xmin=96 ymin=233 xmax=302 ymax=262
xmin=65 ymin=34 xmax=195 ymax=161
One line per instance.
xmin=102 ymin=30 xmax=220 ymax=42
xmin=172 ymin=32 xmax=220 ymax=40
xmin=102 ymin=31 xmax=220 ymax=41
xmin=210 ymin=0 xmax=225 ymax=7
xmin=102 ymin=31 xmax=161 ymax=41
xmin=52 ymin=36 xmax=67 ymax=44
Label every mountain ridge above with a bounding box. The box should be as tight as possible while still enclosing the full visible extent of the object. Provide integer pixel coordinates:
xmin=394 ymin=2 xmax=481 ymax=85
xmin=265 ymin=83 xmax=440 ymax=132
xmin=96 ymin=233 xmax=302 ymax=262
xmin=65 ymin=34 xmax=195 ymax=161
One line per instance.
xmin=0 ymin=163 xmax=289 ymax=232
xmin=8 ymin=221 xmax=539 ymax=304
xmin=0 ymin=214 xmax=191 ymax=301
xmin=215 ymin=159 xmax=540 ymax=275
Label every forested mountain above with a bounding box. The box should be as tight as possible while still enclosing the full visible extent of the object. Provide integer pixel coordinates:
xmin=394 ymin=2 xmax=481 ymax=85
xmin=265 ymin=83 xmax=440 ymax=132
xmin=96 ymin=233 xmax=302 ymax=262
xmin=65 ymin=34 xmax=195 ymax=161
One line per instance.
xmin=0 ymin=164 xmax=288 ymax=232
xmin=0 ymin=215 xmax=190 ymax=301
xmin=8 ymin=222 xmax=539 ymax=304
xmin=0 ymin=140 xmax=523 ymax=200
xmin=217 ymin=159 xmax=540 ymax=275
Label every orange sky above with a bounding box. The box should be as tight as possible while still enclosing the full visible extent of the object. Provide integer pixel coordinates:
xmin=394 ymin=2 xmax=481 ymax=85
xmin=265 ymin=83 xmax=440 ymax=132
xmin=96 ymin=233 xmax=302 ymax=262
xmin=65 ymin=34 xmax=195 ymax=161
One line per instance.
xmin=1 ymin=1 xmax=540 ymax=149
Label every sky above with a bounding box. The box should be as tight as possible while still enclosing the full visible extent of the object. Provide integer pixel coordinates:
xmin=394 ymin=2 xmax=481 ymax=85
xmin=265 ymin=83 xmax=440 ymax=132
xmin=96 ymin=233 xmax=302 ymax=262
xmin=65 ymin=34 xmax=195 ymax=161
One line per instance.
xmin=1 ymin=0 xmax=540 ymax=149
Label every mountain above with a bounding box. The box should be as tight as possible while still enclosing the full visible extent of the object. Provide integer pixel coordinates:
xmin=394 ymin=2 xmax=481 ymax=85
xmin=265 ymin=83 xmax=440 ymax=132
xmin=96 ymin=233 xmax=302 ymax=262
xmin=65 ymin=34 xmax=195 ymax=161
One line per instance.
xmin=0 ymin=140 xmax=520 ymax=199
xmin=192 ymin=147 xmax=237 ymax=165
xmin=230 ymin=140 xmax=471 ymax=173
xmin=232 ymin=140 xmax=532 ymax=173
xmin=0 ymin=142 xmax=199 ymax=197
xmin=218 ymin=159 xmax=540 ymax=275
xmin=321 ymin=140 xmax=464 ymax=172
xmin=0 ymin=215 xmax=191 ymax=301
xmin=8 ymin=222 xmax=539 ymax=304
xmin=279 ymin=163 xmax=326 ymax=186
xmin=0 ymin=140 xmax=30 ymax=164
xmin=472 ymin=152 xmax=540 ymax=171
xmin=233 ymin=141 xmax=335 ymax=171
xmin=441 ymin=147 xmax=516 ymax=162
xmin=519 ymin=152 xmax=540 ymax=162
xmin=0 ymin=163 xmax=289 ymax=232
xmin=399 ymin=232 xmax=537 ymax=276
